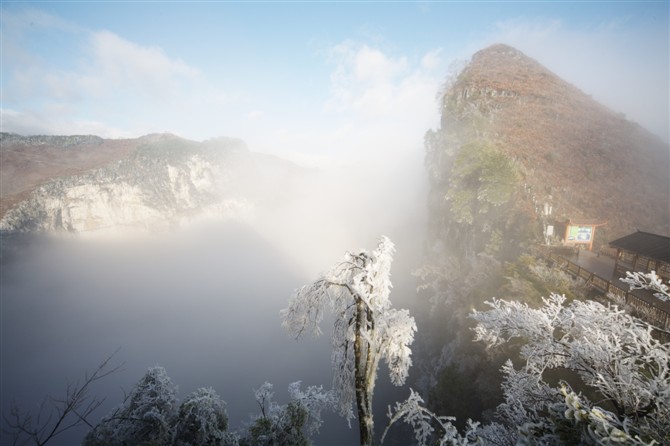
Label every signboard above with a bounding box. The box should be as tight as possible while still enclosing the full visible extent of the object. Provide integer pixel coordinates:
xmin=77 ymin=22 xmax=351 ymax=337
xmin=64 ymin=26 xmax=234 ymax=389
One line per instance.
xmin=562 ymin=220 xmax=605 ymax=251
xmin=567 ymin=225 xmax=592 ymax=242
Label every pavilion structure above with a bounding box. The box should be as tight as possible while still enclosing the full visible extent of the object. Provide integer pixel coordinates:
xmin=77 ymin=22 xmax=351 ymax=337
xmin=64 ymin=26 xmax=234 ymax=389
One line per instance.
xmin=609 ymin=231 xmax=670 ymax=283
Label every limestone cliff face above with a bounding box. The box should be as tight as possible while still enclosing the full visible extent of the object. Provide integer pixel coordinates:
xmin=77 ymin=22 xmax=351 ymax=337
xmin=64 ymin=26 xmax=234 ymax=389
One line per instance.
xmin=0 ymin=135 xmax=296 ymax=235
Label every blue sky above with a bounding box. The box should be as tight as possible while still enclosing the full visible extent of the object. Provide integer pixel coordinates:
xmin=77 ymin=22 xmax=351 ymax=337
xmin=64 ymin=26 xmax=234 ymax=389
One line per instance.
xmin=1 ymin=1 xmax=668 ymax=166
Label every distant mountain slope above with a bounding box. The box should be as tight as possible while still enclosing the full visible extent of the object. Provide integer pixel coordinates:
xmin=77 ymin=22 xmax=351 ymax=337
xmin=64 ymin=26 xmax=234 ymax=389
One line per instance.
xmin=0 ymin=133 xmax=181 ymax=218
xmin=426 ymin=43 xmax=669 ymax=262
xmin=0 ymin=133 xmax=306 ymax=234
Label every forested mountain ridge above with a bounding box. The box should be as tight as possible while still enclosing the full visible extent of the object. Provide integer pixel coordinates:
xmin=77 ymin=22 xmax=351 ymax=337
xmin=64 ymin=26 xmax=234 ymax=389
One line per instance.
xmin=0 ymin=133 xmax=306 ymax=234
xmin=426 ymin=43 xmax=669 ymax=265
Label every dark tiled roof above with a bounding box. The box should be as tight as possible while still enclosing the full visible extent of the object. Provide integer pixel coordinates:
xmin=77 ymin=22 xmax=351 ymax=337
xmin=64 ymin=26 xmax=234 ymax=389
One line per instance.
xmin=609 ymin=231 xmax=670 ymax=263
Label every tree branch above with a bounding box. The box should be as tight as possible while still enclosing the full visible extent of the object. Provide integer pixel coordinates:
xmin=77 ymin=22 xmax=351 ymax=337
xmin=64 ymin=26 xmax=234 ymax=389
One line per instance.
xmin=3 ymin=350 xmax=124 ymax=446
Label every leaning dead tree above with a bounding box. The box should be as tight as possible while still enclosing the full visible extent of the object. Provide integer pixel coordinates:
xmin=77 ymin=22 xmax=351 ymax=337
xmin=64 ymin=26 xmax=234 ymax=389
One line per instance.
xmin=3 ymin=351 xmax=123 ymax=446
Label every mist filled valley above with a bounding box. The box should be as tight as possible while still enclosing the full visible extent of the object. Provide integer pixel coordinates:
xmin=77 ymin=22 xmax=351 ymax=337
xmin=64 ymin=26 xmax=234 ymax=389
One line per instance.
xmin=0 ymin=227 xmax=411 ymax=445
xmin=1 ymin=4 xmax=670 ymax=443
xmin=0 ymin=144 xmax=429 ymax=445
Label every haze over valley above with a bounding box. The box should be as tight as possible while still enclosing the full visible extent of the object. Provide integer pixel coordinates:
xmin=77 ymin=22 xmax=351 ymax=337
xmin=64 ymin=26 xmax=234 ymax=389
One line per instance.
xmin=1 ymin=2 xmax=669 ymax=445
xmin=0 ymin=131 xmax=427 ymax=445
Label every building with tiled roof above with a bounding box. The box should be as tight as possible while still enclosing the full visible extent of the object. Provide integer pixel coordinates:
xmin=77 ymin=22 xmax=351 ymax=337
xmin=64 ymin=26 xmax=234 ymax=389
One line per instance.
xmin=609 ymin=231 xmax=670 ymax=282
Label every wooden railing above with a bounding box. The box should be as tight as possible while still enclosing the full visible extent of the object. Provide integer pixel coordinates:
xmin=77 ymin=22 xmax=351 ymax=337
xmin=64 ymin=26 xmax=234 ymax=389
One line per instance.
xmin=545 ymin=251 xmax=670 ymax=332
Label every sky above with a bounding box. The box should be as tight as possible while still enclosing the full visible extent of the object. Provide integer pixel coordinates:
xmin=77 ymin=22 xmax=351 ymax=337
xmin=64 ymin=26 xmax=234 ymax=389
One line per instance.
xmin=1 ymin=1 xmax=668 ymax=167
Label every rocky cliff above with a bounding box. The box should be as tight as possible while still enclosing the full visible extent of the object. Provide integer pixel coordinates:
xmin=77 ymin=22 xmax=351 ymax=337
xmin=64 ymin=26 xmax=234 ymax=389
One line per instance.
xmin=0 ymin=134 xmax=304 ymax=235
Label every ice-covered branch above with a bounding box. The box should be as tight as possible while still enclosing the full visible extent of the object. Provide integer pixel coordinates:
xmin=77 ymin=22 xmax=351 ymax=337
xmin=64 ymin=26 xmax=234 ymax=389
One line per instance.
xmin=620 ymin=271 xmax=670 ymax=302
xmin=382 ymin=389 xmax=485 ymax=446
xmin=469 ymin=294 xmax=670 ymax=444
xmin=4 ymin=351 xmax=123 ymax=446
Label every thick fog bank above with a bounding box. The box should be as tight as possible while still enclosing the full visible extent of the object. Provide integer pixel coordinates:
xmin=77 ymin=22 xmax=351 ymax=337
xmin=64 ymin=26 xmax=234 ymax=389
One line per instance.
xmin=1 ymin=149 xmax=428 ymax=445
xmin=254 ymin=148 xmax=429 ymax=285
xmin=1 ymin=224 xmax=353 ymax=443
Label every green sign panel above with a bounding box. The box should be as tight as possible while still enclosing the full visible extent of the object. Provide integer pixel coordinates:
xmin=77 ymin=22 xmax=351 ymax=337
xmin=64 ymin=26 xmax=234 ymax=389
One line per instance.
xmin=567 ymin=225 xmax=592 ymax=242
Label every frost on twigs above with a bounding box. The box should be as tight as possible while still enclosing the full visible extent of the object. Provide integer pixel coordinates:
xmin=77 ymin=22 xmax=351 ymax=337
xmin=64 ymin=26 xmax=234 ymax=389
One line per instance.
xmin=173 ymin=387 xmax=230 ymax=446
xmin=4 ymin=352 xmax=123 ymax=446
xmin=83 ymin=366 xmax=179 ymax=446
xmin=470 ymin=293 xmax=670 ymax=445
xmin=287 ymin=381 xmax=336 ymax=435
xmin=280 ymin=236 xmax=416 ymax=445
xmin=245 ymin=381 xmax=335 ymax=446
xmin=382 ymin=388 xmax=459 ymax=445
xmin=83 ymin=367 xmax=238 ymax=446
xmin=382 ymin=388 xmax=511 ymax=446
xmin=385 ymin=282 xmax=668 ymax=445
xmin=620 ymin=271 xmax=670 ymax=302
xmin=561 ymin=386 xmax=651 ymax=446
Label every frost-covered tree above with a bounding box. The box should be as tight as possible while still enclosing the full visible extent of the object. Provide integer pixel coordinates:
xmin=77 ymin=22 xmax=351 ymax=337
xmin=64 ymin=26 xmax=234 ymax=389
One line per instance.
xmin=386 ymin=292 xmax=669 ymax=445
xmin=241 ymin=382 xmax=335 ymax=446
xmin=84 ymin=367 xmax=239 ymax=446
xmin=83 ymin=367 xmax=330 ymax=446
xmin=281 ymin=236 xmax=417 ymax=446
xmin=286 ymin=381 xmax=337 ymax=436
xmin=83 ymin=366 xmax=178 ymax=446
xmin=173 ymin=387 xmax=236 ymax=446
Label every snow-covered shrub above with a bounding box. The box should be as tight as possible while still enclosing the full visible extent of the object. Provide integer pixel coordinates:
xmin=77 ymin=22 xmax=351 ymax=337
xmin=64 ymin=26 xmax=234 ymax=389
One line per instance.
xmin=241 ymin=381 xmax=333 ymax=446
xmin=173 ymin=387 xmax=232 ymax=446
xmin=83 ymin=366 xmax=178 ymax=446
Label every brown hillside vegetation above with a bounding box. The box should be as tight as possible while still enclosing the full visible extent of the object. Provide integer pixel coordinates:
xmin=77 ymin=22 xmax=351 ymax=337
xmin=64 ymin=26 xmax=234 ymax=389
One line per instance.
xmin=442 ymin=43 xmax=669 ymax=241
xmin=0 ymin=133 xmax=177 ymax=219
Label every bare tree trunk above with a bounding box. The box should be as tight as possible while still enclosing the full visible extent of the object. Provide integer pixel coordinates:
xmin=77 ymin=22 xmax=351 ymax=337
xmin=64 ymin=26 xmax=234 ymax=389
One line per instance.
xmin=354 ymin=298 xmax=374 ymax=446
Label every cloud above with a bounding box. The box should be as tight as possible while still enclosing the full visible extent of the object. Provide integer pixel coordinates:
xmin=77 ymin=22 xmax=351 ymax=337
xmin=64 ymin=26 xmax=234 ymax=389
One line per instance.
xmin=421 ymin=49 xmax=442 ymax=71
xmin=84 ymin=30 xmax=200 ymax=100
xmin=17 ymin=30 xmax=201 ymax=104
xmin=1 ymin=9 xmax=81 ymax=102
xmin=238 ymin=40 xmax=447 ymax=168
xmin=354 ymin=45 xmax=407 ymax=82
xmin=239 ymin=40 xmax=448 ymax=169
xmin=244 ymin=110 xmax=265 ymax=120
xmin=2 ymin=19 xmax=210 ymax=139
xmin=326 ymin=41 xmax=415 ymax=116
xmin=1 ymin=108 xmax=132 ymax=138
xmin=0 ymin=7 xmax=82 ymax=35
xmin=325 ymin=40 xmax=443 ymax=124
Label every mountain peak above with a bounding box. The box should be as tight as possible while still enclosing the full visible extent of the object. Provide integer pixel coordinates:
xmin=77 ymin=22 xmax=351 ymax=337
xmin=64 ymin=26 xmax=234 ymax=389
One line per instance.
xmin=470 ymin=43 xmax=556 ymax=80
xmin=473 ymin=43 xmax=527 ymax=60
xmin=447 ymin=43 xmax=586 ymax=113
